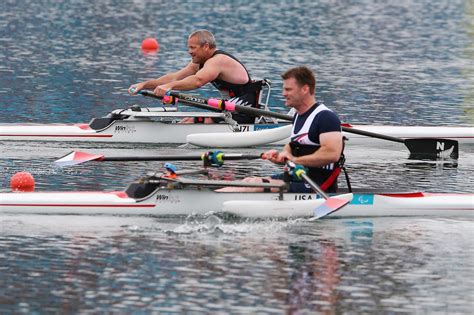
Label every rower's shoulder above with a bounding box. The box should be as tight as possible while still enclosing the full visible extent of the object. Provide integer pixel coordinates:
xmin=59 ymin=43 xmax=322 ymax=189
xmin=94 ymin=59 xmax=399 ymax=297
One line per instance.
xmin=211 ymin=51 xmax=242 ymax=65
xmin=204 ymin=53 xmax=227 ymax=66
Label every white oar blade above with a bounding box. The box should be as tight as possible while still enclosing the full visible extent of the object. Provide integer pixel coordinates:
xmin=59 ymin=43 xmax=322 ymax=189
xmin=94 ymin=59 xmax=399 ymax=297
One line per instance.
xmin=311 ymin=193 xmax=353 ymax=220
xmin=55 ymin=151 xmax=104 ymax=167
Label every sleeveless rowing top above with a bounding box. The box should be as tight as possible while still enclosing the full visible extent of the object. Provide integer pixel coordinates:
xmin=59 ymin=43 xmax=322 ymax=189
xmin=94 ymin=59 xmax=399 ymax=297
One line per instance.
xmin=290 ymin=103 xmax=342 ymax=191
xmin=199 ymin=50 xmax=261 ymax=123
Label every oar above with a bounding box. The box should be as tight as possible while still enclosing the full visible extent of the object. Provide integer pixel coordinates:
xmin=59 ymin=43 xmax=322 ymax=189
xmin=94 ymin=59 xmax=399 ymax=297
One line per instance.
xmin=55 ymin=150 xmax=263 ymax=167
xmin=286 ymin=161 xmax=352 ymax=219
xmin=138 ymin=90 xmax=226 ymax=113
xmin=154 ymin=91 xmax=458 ymax=160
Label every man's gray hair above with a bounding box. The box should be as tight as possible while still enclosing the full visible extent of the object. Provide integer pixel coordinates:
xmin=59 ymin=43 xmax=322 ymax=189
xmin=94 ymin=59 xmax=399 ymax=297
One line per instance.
xmin=189 ymin=30 xmax=217 ymax=48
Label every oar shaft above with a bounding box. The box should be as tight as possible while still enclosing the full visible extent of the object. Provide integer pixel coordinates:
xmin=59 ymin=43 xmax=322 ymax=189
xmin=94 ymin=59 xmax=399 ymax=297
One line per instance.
xmin=167 ymin=91 xmax=404 ymax=144
xmin=286 ymin=160 xmax=329 ymax=199
xmin=103 ymin=155 xmax=201 ymax=162
xmin=55 ymin=150 xmax=264 ymax=167
xmin=101 ymin=153 xmax=263 ymax=162
xmin=139 ymin=90 xmax=223 ymax=113
xmin=300 ymin=172 xmax=330 ymax=199
xmin=234 ymin=104 xmax=292 ymax=120
xmin=168 ymin=91 xmax=292 ymax=120
xmin=341 ymin=126 xmax=404 ymax=143
xmin=285 ymin=160 xmax=351 ymax=219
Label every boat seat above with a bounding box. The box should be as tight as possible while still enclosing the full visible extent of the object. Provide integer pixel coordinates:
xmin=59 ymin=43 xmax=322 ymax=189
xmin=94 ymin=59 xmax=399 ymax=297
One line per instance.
xmin=125 ymin=182 xmax=159 ymax=199
xmin=88 ymin=117 xmax=122 ymax=130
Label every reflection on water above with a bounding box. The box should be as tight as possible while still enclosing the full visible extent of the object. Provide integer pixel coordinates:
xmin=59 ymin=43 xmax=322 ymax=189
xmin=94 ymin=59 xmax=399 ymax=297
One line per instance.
xmin=0 ymin=0 xmax=473 ymax=313
xmin=1 ymin=216 xmax=473 ymax=313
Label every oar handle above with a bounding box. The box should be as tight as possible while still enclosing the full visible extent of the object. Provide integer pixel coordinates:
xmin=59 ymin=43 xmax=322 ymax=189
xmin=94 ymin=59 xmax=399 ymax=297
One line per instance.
xmin=286 ymin=160 xmax=329 ymax=199
xmin=138 ymin=90 xmax=163 ymax=100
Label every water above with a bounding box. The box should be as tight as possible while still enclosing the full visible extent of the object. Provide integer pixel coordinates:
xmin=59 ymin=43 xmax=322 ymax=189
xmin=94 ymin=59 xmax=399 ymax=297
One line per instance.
xmin=1 ymin=216 xmax=473 ymax=313
xmin=1 ymin=0 xmax=473 ymax=313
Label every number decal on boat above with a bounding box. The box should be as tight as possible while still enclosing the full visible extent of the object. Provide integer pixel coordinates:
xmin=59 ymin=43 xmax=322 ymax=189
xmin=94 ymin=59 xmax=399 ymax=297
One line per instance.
xmin=237 ymin=125 xmax=250 ymax=132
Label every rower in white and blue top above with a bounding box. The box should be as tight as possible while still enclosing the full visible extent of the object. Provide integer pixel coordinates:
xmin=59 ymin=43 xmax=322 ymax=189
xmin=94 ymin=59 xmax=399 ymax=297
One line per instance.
xmin=218 ymin=66 xmax=345 ymax=194
xmin=284 ymin=101 xmax=344 ymax=193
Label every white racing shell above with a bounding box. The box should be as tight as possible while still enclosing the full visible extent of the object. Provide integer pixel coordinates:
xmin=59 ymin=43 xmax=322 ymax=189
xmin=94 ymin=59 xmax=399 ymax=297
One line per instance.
xmin=1 ymin=188 xmax=473 ymax=218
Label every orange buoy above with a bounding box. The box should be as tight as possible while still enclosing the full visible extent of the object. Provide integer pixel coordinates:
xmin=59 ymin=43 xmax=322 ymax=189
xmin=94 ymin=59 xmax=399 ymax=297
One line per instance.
xmin=141 ymin=37 xmax=159 ymax=52
xmin=10 ymin=171 xmax=35 ymax=192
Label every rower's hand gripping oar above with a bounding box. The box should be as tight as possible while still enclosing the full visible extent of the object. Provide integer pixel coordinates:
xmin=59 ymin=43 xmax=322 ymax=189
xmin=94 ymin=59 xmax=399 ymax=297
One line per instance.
xmin=54 ymin=150 xmax=263 ymax=167
xmin=286 ymin=161 xmax=353 ymax=219
xmin=139 ymin=90 xmax=458 ymax=160
xmin=137 ymin=89 xmax=225 ymax=113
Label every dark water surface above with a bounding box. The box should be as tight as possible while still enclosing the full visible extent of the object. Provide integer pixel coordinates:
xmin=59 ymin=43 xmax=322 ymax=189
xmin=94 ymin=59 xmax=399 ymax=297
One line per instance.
xmin=1 ymin=0 xmax=473 ymax=313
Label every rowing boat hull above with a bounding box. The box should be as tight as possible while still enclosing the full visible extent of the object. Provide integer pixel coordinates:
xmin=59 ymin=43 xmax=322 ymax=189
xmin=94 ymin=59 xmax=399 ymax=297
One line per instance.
xmin=0 ymin=120 xmax=282 ymax=143
xmin=1 ymin=188 xmax=472 ymax=217
xmin=1 ymin=119 xmax=472 ymax=145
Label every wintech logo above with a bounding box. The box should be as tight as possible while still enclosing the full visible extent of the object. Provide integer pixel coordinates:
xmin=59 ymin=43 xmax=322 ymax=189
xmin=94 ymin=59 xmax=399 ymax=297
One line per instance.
xmin=156 ymin=194 xmax=169 ymax=201
xmin=114 ymin=125 xmax=136 ymax=134
xmin=155 ymin=194 xmax=180 ymax=203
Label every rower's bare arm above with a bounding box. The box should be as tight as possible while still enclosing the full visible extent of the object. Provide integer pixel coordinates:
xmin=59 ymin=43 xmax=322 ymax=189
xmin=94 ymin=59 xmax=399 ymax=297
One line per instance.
xmin=165 ymin=59 xmax=220 ymax=91
xmin=129 ymin=62 xmax=198 ymax=94
xmin=172 ymin=62 xmax=200 ymax=81
xmin=293 ymin=132 xmax=343 ymax=167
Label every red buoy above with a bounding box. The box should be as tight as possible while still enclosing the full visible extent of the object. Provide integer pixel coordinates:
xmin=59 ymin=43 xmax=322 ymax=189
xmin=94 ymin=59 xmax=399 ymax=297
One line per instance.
xmin=141 ymin=38 xmax=159 ymax=52
xmin=10 ymin=171 xmax=35 ymax=192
